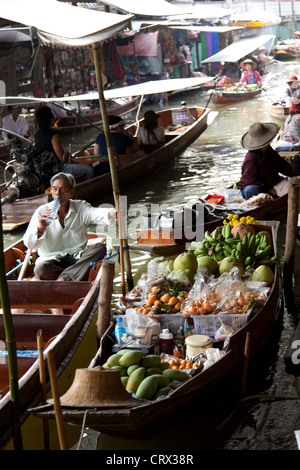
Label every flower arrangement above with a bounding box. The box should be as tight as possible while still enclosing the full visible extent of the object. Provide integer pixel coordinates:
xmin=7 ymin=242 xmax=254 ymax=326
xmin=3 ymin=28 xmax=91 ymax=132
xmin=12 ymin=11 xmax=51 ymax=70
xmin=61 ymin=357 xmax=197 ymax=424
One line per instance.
xmin=223 ymin=213 xmax=258 ymax=227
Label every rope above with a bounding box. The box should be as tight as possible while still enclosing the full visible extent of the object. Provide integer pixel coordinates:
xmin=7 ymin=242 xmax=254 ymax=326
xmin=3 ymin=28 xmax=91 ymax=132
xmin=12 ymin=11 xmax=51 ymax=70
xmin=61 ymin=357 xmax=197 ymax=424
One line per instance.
xmin=89 ymin=245 xmax=129 ymax=270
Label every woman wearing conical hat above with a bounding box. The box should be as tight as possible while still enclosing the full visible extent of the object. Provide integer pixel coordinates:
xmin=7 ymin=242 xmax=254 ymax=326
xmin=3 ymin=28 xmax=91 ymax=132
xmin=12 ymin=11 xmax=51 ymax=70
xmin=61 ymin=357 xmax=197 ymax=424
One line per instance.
xmin=239 ymin=58 xmax=263 ymax=86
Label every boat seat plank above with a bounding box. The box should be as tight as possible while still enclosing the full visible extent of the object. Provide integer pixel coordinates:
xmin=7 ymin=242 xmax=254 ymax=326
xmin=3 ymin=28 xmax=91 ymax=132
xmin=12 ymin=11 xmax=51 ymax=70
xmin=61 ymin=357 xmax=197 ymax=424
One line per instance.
xmin=1 ymin=281 xmax=92 ymax=309
xmin=0 ymin=358 xmax=37 ymax=395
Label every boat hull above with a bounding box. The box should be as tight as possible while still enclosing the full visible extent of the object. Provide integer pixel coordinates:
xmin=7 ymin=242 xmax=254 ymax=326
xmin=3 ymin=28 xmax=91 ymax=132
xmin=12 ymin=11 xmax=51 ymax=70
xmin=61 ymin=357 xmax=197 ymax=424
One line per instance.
xmin=215 ymin=88 xmax=261 ymax=104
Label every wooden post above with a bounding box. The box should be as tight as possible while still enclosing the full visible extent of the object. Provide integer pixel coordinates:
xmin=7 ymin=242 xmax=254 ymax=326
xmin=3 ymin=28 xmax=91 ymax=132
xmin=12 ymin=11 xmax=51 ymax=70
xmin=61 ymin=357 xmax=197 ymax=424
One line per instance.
xmin=283 ymin=176 xmax=300 ymax=315
xmin=47 ymin=350 xmax=68 ymax=450
xmin=96 ymin=260 xmax=115 ymax=345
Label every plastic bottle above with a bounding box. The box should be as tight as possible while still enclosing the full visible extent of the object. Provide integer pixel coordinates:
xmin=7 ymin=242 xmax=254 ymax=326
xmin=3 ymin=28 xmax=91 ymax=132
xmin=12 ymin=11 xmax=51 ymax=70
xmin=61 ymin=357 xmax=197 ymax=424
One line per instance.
xmin=159 ymin=328 xmax=173 ymax=355
xmin=183 ymin=319 xmax=192 ymax=339
xmin=46 ymin=198 xmax=60 ymax=224
xmin=114 ymin=317 xmax=127 ymax=344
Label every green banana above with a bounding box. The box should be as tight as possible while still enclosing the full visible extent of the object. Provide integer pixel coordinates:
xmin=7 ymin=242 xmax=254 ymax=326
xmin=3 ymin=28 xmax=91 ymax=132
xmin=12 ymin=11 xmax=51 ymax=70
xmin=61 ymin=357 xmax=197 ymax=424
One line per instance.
xmin=254 ymin=245 xmax=272 ymax=261
xmin=225 ymin=223 xmax=232 ymax=239
xmin=204 ymin=231 xmax=215 ymax=242
xmin=244 ymin=256 xmax=253 ymax=266
xmin=212 ymin=229 xmax=219 ymax=240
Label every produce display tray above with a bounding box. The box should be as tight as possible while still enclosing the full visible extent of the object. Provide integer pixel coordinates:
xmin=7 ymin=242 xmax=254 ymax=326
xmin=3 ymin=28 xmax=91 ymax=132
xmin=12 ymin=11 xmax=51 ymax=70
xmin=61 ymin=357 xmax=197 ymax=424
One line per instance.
xmin=191 ymin=313 xmax=250 ymax=337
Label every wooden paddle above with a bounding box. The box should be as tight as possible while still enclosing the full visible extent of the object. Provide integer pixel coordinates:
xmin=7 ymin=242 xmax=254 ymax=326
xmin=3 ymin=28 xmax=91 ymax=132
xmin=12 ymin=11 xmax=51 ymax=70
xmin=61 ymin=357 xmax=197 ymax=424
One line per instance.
xmin=17 ymin=249 xmax=32 ymax=281
xmin=37 ymin=330 xmax=50 ymax=450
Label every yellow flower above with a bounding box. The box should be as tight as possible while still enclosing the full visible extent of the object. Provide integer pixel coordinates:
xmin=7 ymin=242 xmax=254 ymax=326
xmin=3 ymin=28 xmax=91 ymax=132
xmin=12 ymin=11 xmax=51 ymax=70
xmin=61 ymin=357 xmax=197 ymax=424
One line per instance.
xmin=223 ymin=220 xmax=227 ymax=225
xmin=227 ymin=214 xmax=232 ymax=220
xmin=240 ymin=217 xmax=246 ymax=223
xmin=233 ymin=214 xmax=239 ymax=220
xmin=232 ymin=219 xmax=239 ymax=226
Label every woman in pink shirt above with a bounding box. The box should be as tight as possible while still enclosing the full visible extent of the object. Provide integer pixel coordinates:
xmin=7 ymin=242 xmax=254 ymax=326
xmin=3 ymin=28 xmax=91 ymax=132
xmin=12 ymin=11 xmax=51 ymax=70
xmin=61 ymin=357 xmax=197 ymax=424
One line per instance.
xmin=239 ymin=59 xmax=263 ymax=86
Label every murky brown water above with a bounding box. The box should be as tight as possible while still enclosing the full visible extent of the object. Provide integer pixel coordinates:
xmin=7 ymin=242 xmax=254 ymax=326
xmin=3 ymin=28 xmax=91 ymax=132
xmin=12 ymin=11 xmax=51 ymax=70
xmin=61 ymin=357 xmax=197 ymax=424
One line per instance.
xmin=3 ymin=60 xmax=300 ymax=450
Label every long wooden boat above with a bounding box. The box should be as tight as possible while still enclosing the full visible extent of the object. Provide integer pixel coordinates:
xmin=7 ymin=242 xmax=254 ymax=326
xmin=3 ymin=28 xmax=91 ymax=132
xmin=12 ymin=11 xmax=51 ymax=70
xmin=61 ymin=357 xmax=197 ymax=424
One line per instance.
xmin=1 ymin=192 xmax=50 ymax=232
xmin=55 ymin=97 xmax=140 ymax=134
xmin=30 ymin=223 xmax=283 ymax=440
xmin=0 ymin=233 xmax=106 ymax=449
xmin=71 ymin=105 xmax=212 ymax=203
xmin=214 ymin=86 xmax=262 ymax=104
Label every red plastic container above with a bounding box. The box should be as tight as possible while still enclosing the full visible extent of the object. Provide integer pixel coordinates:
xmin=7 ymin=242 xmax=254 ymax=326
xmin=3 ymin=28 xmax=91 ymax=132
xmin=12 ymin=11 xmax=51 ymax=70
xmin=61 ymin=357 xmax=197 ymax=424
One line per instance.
xmin=205 ymin=195 xmax=225 ymax=205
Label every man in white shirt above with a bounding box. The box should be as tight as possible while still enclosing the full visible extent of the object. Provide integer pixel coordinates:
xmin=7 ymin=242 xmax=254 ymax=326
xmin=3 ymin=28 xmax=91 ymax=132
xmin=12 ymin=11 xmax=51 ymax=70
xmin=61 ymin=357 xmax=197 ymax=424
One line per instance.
xmin=23 ymin=172 xmax=116 ymax=281
xmin=2 ymin=105 xmax=32 ymax=141
xmin=47 ymin=85 xmax=69 ymax=118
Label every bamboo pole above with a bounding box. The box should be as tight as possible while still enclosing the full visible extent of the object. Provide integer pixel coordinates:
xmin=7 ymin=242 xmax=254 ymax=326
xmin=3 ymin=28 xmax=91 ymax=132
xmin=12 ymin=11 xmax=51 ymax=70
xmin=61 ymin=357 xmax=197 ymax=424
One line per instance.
xmin=47 ymin=350 xmax=68 ymax=450
xmin=96 ymin=260 xmax=115 ymax=342
xmin=17 ymin=249 xmax=32 ymax=281
xmin=37 ymin=330 xmax=50 ymax=450
xmin=0 ymin=203 xmax=22 ymax=449
xmin=92 ymin=41 xmax=134 ymax=294
xmin=283 ymin=176 xmax=300 ymax=315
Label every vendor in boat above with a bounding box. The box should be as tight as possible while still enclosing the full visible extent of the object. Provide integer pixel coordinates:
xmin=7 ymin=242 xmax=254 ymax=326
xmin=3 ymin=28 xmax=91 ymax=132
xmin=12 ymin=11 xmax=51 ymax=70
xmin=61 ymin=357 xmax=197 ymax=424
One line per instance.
xmin=2 ymin=105 xmax=34 ymax=141
xmin=237 ymin=122 xmax=293 ymax=200
xmin=23 ymin=172 xmax=116 ymax=281
xmin=94 ymin=115 xmax=145 ymax=158
xmin=47 ymin=85 xmax=68 ymax=118
xmin=34 ymin=106 xmax=94 ymax=180
xmin=283 ymin=97 xmax=300 ymax=144
xmin=282 ymin=75 xmax=299 ymax=101
xmin=239 ymin=59 xmax=263 ymax=86
xmin=137 ymin=110 xmax=165 ymax=149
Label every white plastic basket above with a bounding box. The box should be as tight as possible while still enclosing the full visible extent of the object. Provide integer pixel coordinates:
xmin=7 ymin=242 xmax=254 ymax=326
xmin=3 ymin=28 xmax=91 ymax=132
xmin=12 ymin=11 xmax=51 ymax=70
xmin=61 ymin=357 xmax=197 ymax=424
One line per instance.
xmin=148 ymin=313 xmax=185 ymax=334
xmin=191 ymin=313 xmax=250 ymax=337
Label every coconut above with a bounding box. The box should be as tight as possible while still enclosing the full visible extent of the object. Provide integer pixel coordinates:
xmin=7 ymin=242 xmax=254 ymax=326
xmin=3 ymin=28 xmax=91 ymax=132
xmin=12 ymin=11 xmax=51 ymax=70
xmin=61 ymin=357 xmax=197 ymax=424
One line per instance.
xmin=219 ymin=256 xmax=244 ymax=277
xmin=231 ymin=222 xmax=256 ymax=240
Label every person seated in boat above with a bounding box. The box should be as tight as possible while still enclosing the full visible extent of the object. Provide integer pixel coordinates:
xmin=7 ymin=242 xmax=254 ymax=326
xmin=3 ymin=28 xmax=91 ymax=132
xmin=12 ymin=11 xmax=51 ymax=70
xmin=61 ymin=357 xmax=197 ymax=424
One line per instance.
xmin=94 ymin=115 xmax=145 ymax=158
xmin=47 ymin=85 xmax=69 ymax=118
xmin=2 ymin=105 xmax=34 ymax=141
xmin=137 ymin=110 xmax=165 ymax=152
xmin=23 ymin=172 xmax=117 ymax=281
xmin=217 ymin=62 xmax=239 ymax=87
xmin=282 ymin=97 xmax=300 ymax=144
xmin=282 ymin=75 xmax=299 ymax=101
xmin=237 ymin=122 xmax=293 ymax=200
xmin=34 ymin=106 xmax=94 ymax=180
xmin=239 ymin=59 xmax=263 ymax=87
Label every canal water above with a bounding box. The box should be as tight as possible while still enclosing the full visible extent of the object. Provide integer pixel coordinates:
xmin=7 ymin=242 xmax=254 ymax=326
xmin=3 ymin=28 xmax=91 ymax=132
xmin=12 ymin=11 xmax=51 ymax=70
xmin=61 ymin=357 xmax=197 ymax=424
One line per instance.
xmin=3 ymin=59 xmax=300 ymax=451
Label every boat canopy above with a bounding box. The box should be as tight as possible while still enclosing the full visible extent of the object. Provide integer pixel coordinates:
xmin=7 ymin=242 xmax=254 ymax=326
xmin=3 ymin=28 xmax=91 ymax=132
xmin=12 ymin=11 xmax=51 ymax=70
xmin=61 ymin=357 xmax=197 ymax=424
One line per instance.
xmin=0 ymin=0 xmax=133 ymax=47
xmin=201 ymin=34 xmax=275 ymax=64
xmin=99 ymin=0 xmax=184 ymax=17
xmin=0 ymin=76 xmax=215 ymax=106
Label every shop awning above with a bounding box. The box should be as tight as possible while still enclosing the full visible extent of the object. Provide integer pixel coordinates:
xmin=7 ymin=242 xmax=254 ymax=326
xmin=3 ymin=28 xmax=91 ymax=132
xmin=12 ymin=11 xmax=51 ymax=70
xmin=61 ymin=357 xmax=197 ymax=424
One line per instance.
xmin=98 ymin=0 xmax=184 ymax=17
xmin=0 ymin=76 xmax=215 ymax=105
xmin=201 ymin=34 xmax=275 ymax=63
xmin=0 ymin=0 xmax=133 ymax=47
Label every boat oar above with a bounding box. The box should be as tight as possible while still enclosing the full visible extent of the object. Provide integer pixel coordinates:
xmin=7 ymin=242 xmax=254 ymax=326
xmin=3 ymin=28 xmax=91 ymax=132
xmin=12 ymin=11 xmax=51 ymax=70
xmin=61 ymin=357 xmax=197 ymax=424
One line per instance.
xmin=17 ymin=249 xmax=32 ymax=281
xmin=47 ymin=350 xmax=68 ymax=450
xmin=37 ymin=330 xmax=50 ymax=450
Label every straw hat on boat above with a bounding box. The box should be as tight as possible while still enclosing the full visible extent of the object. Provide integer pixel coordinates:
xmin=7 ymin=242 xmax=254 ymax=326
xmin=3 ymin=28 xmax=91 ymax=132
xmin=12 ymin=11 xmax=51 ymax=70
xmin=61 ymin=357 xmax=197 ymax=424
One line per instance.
xmin=241 ymin=122 xmax=280 ymax=150
xmin=286 ymin=75 xmax=298 ymax=83
xmin=49 ymin=368 xmax=144 ymax=408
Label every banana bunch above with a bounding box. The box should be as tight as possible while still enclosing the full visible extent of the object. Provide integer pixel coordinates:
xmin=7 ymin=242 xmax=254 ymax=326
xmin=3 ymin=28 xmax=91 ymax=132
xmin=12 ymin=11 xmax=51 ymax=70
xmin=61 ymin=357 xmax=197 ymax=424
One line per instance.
xmin=189 ymin=224 xmax=241 ymax=262
xmin=231 ymin=232 xmax=277 ymax=270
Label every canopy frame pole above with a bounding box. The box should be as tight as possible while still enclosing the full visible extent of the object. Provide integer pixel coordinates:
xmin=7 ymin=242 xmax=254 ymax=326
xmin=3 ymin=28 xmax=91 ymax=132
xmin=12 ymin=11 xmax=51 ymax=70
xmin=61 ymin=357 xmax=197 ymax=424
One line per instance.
xmin=134 ymin=94 xmax=144 ymax=137
xmin=92 ymin=42 xmax=133 ymax=294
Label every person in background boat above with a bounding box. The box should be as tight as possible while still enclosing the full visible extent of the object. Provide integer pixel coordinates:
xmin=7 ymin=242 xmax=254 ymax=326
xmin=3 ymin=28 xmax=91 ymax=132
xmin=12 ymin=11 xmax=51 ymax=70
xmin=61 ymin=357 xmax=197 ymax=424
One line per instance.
xmin=23 ymin=172 xmax=116 ymax=281
xmin=217 ymin=62 xmax=239 ymax=87
xmin=137 ymin=110 xmax=165 ymax=150
xmin=239 ymin=59 xmax=263 ymax=86
xmin=94 ymin=115 xmax=145 ymax=157
xmin=282 ymin=97 xmax=300 ymax=145
xmin=47 ymin=85 xmax=69 ymax=118
xmin=282 ymin=75 xmax=299 ymax=101
xmin=34 ymin=106 xmax=94 ymax=180
xmin=1 ymin=105 xmax=34 ymax=141
xmin=237 ymin=122 xmax=293 ymax=200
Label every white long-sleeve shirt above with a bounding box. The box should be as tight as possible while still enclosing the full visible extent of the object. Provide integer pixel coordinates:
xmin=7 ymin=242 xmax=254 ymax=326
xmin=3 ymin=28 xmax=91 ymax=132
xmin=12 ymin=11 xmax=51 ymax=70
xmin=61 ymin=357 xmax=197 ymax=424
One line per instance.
xmin=2 ymin=113 xmax=29 ymax=140
xmin=23 ymin=199 xmax=112 ymax=264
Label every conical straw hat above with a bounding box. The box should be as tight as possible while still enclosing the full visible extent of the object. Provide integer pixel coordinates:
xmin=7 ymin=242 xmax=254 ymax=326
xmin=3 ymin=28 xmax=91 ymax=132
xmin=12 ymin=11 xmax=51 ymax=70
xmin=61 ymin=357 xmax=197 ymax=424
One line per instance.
xmin=49 ymin=368 xmax=144 ymax=408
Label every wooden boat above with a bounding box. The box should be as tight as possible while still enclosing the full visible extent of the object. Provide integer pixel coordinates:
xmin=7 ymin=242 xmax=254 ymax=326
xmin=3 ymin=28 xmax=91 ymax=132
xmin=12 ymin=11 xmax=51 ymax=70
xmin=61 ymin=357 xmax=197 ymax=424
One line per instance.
xmin=270 ymin=102 xmax=290 ymax=121
xmin=0 ymin=233 xmax=106 ymax=449
xmin=72 ymin=105 xmax=212 ymax=203
xmin=30 ymin=223 xmax=283 ymax=440
xmin=55 ymin=97 xmax=140 ymax=134
xmin=131 ymin=191 xmax=288 ymax=256
xmin=214 ymin=86 xmax=262 ymax=104
xmin=1 ymin=192 xmax=50 ymax=231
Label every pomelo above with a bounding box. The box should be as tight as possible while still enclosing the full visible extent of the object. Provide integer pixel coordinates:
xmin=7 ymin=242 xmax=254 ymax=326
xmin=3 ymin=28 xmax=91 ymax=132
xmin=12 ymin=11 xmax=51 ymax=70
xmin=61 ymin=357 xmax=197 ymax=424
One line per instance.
xmin=219 ymin=256 xmax=244 ymax=277
xmin=252 ymin=265 xmax=274 ymax=284
xmin=197 ymin=256 xmax=219 ymax=275
xmin=173 ymin=253 xmax=198 ymax=273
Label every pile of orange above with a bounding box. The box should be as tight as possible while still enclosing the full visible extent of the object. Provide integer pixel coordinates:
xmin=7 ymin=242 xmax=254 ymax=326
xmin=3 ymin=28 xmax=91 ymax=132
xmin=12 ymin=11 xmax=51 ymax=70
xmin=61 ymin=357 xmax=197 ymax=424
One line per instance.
xmin=134 ymin=286 xmax=189 ymax=315
xmin=164 ymin=357 xmax=199 ymax=370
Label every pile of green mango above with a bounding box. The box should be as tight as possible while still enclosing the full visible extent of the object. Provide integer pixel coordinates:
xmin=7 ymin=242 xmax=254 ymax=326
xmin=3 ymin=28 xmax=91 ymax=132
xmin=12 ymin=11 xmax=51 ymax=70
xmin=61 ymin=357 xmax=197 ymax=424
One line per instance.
xmin=103 ymin=350 xmax=189 ymax=400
